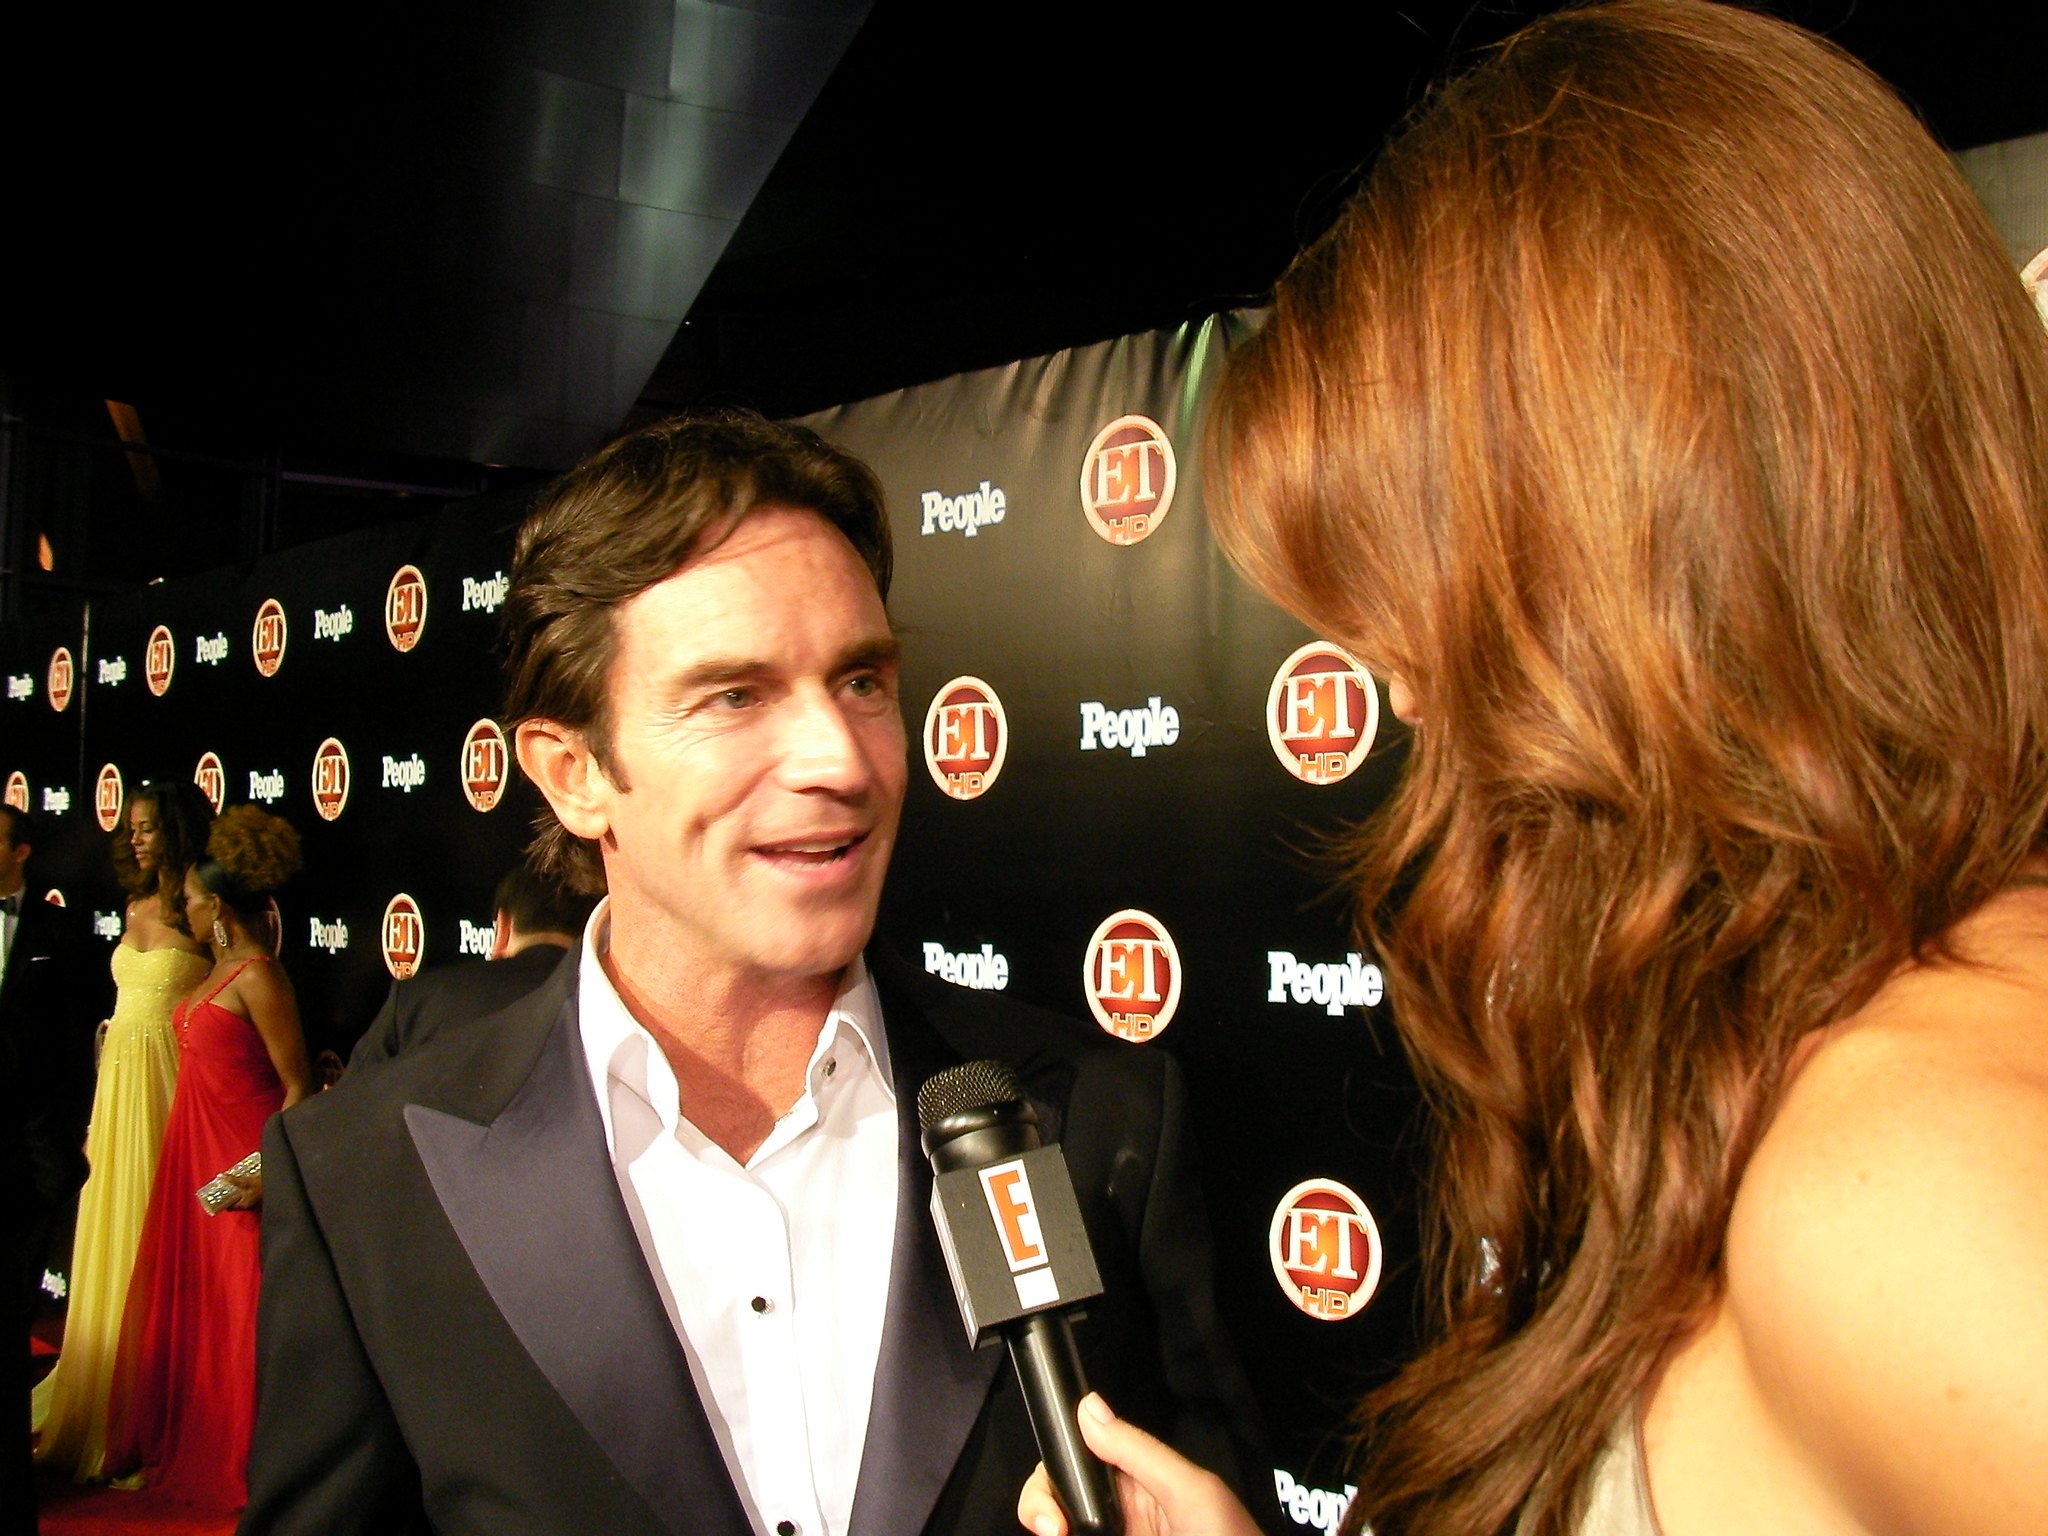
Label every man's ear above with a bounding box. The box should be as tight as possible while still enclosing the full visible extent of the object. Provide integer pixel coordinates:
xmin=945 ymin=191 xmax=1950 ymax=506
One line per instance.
xmin=489 ymin=908 xmax=513 ymax=961
xmin=515 ymin=719 xmax=614 ymax=843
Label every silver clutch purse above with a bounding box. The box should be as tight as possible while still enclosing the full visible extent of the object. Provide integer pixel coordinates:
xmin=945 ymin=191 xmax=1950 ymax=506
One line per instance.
xmin=196 ymin=1152 xmax=262 ymax=1215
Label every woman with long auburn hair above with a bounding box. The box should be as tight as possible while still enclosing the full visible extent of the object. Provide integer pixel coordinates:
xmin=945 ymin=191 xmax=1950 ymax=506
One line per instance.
xmin=1019 ymin=3 xmax=2048 ymax=1535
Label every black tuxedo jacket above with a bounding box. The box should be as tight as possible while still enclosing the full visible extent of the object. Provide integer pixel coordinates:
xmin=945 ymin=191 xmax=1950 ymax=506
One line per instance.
xmin=2 ymin=889 xmax=105 ymax=1231
xmin=241 ymin=948 xmax=1268 ymax=1536
xmin=346 ymin=943 xmax=570 ymax=1071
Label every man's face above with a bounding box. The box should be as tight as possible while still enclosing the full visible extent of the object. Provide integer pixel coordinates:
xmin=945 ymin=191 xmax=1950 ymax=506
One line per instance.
xmin=579 ymin=505 xmax=906 ymax=989
xmin=0 ymin=815 xmax=25 ymax=894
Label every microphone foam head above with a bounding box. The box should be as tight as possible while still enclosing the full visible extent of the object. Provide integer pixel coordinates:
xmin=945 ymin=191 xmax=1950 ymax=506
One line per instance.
xmin=916 ymin=1059 xmax=1023 ymax=1131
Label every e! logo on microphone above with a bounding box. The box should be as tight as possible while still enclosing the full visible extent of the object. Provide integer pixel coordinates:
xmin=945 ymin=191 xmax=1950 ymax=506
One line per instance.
xmin=1083 ymin=909 xmax=1182 ymax=1042
xmin=1270 ymin=1178 xmax=1382 ymax=1321
xmin=1267 ymin=642 xmax=1378 ymax=786
xmin=979 ymin=1161 xmax=1060 ymax=1309
xmin=923 ymin=676 xmax=1008 ymax=800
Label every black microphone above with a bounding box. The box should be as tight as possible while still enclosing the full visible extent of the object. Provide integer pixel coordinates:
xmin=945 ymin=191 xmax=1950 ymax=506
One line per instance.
xmin=917 ymin=1060 xmax=1123 ymax=1536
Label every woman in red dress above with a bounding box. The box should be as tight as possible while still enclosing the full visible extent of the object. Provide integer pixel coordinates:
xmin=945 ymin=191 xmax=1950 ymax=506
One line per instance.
xmin=109 ymin=805 xmax=311 ymax=1510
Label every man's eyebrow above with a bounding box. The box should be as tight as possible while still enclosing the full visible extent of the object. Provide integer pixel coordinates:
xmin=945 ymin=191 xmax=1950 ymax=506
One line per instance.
xmin=663 ymin=635 xmax=901 ymax=695
xmin=840 ymin=634 xmax=902 ymax=672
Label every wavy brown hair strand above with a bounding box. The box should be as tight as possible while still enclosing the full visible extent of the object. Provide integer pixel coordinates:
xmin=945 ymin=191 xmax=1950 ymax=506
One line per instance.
xmin=1209 ymin=4 xmax=2048 ymax=1533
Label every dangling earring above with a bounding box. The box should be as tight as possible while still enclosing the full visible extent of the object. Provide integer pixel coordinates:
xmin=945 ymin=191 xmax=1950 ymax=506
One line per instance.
xmin=213 ymin=917 xmax=230 ymax=949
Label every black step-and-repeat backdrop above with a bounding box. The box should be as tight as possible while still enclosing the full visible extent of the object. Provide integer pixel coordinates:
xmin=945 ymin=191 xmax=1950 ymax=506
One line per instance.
xmin=4 ymin=317 xmax=1417 ymax=1534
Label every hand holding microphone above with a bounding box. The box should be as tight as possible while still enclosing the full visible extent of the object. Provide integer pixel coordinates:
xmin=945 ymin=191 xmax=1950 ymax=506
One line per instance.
xmin=1016 ymin=1392 xmax=1263 ymax=1536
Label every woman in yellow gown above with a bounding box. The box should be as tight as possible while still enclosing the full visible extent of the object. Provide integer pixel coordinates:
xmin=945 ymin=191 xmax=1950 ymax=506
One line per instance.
xmin=31 ymin=781 xmax=211 ymax=1479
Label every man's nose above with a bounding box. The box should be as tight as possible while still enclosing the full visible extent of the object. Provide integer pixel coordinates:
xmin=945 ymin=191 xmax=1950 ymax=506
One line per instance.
xmin=777 ymin=689 xmax=873 ymax=794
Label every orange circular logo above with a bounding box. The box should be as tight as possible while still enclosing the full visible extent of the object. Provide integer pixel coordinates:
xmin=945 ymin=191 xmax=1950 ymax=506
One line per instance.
xmin=1266 ymin=642 xmax=1378 ymax=786
xmin=194 ymin=751 xmax=226 ymax=814
xmin=385 ymin=565 xmax=428 ymax=652
xmin=461 ymin=719 xmax=509 ymax=812
xmin=1080 ymin=414 xmax=1176 ymax=546
xmin=311 ymin=738 xmax=351 ymax=822
xmin=48 ymin=647 xmax=74 ymax=711
xmin=145 ymin=624 xmax=175 ymax=696
xmin=3 ymin=772 xmax=27 ymax=813
xmin=252 ymin=599 xmax=288 ymax=678
xmin=1083 ymin=909 xmax=1182 ymax=1041
xmin=1270 ymin=1178 xmax=1382 ymax=1321
xmin=145 ymin=626 xmax=175 ymax=696
xmin=43 ymin=889 xmax=66 ymax=907
xmin=381 ymin=893 xmax=425 ymax=979
xmin=95 ymin=763 xmax=124 ymax=832
xmin=923 ymin=676 xmax=1008 ymax=801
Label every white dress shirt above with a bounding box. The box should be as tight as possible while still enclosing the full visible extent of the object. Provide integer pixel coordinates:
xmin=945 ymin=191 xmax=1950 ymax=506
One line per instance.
xmin=578 ymin=904 xmax=900 ymax=1536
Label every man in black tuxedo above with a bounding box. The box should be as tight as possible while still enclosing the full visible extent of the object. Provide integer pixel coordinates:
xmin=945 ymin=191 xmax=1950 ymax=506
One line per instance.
xmin=242 ymin=414 xmax=1268 ymax=1536
xmin=2 ymin=806 xmax=106 ymax=1535
xmin=347 ymin=866 xmax=591 ymax=1071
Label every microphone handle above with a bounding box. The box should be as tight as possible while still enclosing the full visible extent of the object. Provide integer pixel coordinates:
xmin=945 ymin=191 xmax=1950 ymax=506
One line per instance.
xmin=1006 ymin=1310 xmax=1124 ymax=1536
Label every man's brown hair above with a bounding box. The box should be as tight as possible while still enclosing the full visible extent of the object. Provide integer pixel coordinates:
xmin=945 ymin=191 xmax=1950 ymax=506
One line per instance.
xmin=502 ymin=410 xmax=892 ymax=894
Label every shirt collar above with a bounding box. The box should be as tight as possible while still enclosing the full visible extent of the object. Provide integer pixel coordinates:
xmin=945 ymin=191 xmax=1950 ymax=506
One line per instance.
xmin=576 ymin=898 xmax=894 ymax=1161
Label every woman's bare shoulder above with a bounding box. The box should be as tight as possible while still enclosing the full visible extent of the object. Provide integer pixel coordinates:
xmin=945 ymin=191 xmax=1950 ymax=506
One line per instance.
xmin=1721 ymin=903 xmax=2048 ymax=1535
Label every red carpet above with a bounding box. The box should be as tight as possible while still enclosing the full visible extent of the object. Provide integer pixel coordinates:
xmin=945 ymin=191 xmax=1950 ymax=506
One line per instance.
xmin=29 ymin=1315 xmax=237 ymax=1536
xmin=34 ymin=1473 xmax=237 ymax=1536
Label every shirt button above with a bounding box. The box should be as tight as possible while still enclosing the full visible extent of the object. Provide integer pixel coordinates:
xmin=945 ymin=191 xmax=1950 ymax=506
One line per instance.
xmin=776 ymin=1522 xmax=798 ymax=1536
xmin=750 ymin=1295 xmax=772 ymax=1314
xmin=823 ymin=1057 xmax=837 ymax=1078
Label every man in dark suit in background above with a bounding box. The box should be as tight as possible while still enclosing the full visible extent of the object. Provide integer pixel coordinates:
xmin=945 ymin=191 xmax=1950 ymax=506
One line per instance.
xmin=2 ymin=806 xmax=108 ymax=1536
xmin=243 ymin=414 xmax=1268 ymax=1536
xmin=347 ymin=866 xmax=591 ymax=1071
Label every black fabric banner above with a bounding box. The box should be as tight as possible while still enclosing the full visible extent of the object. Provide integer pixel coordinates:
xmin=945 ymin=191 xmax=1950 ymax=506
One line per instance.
xmin=3 ymin=319 xmax=1419 ymax=1524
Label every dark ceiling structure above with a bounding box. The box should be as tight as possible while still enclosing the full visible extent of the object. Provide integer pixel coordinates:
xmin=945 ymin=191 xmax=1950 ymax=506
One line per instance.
xmin=3 ymin=0 xmax=2043 ymax=609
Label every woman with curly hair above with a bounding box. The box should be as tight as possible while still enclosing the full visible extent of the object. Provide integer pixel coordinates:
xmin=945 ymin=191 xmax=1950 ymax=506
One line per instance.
xmin=108 ymin=805 xmax=311 ymax=1510
xmin=1022 ymin=4 xmax=2048 ymax=1535
xmin=32 ymin=781 xmax=212 ymax=1479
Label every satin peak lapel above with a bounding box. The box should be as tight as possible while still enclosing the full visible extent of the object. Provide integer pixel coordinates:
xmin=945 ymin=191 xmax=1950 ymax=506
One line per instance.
xmin=405 ymin=1001 xmax=751 ymax=1536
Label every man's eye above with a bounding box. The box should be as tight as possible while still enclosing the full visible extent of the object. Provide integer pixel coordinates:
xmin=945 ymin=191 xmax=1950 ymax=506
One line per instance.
xmin=717 ymin=688 xmax=754 ymax=708
xmin=846 ymin=674 xmax=878 ymax=697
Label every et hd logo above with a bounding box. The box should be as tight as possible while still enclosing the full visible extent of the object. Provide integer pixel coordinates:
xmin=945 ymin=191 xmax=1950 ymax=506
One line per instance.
xmin=3 ymin=773 xmax=26 ymax=813
xmin=1267 ymin=642 xmax=1378 ymax=786
xmin=381 ymin=893 xmax=425 ymax=979
xmin=311 ymin=739 xmax=351 ymax=822
xmin=48 ymin=647 xmax=75 ymax=712
xmin=194 ymin=752 xmax=226 ymax=815
xmin=385 ymin=565 xmax=428 ymax=652
xmin=251 ymin=599 xmax=288 ymax=678
xmin=145 ymin=625 xmax=175 ymax=696
xmin=1080 ymin=414 xmax=1176 ymax=546
xmin=1083 ymin=909 xmax=1181 ymax=1042
xmin=461 ymin=719 xmax=509 ymax=812
xmin=1269 ymin=1178 xmax=1382 ymax=1321
xmin=94 ymin=764 xmax=124 ymax=832
xmin=923 ymin=676 xmax=1008 ymax=801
